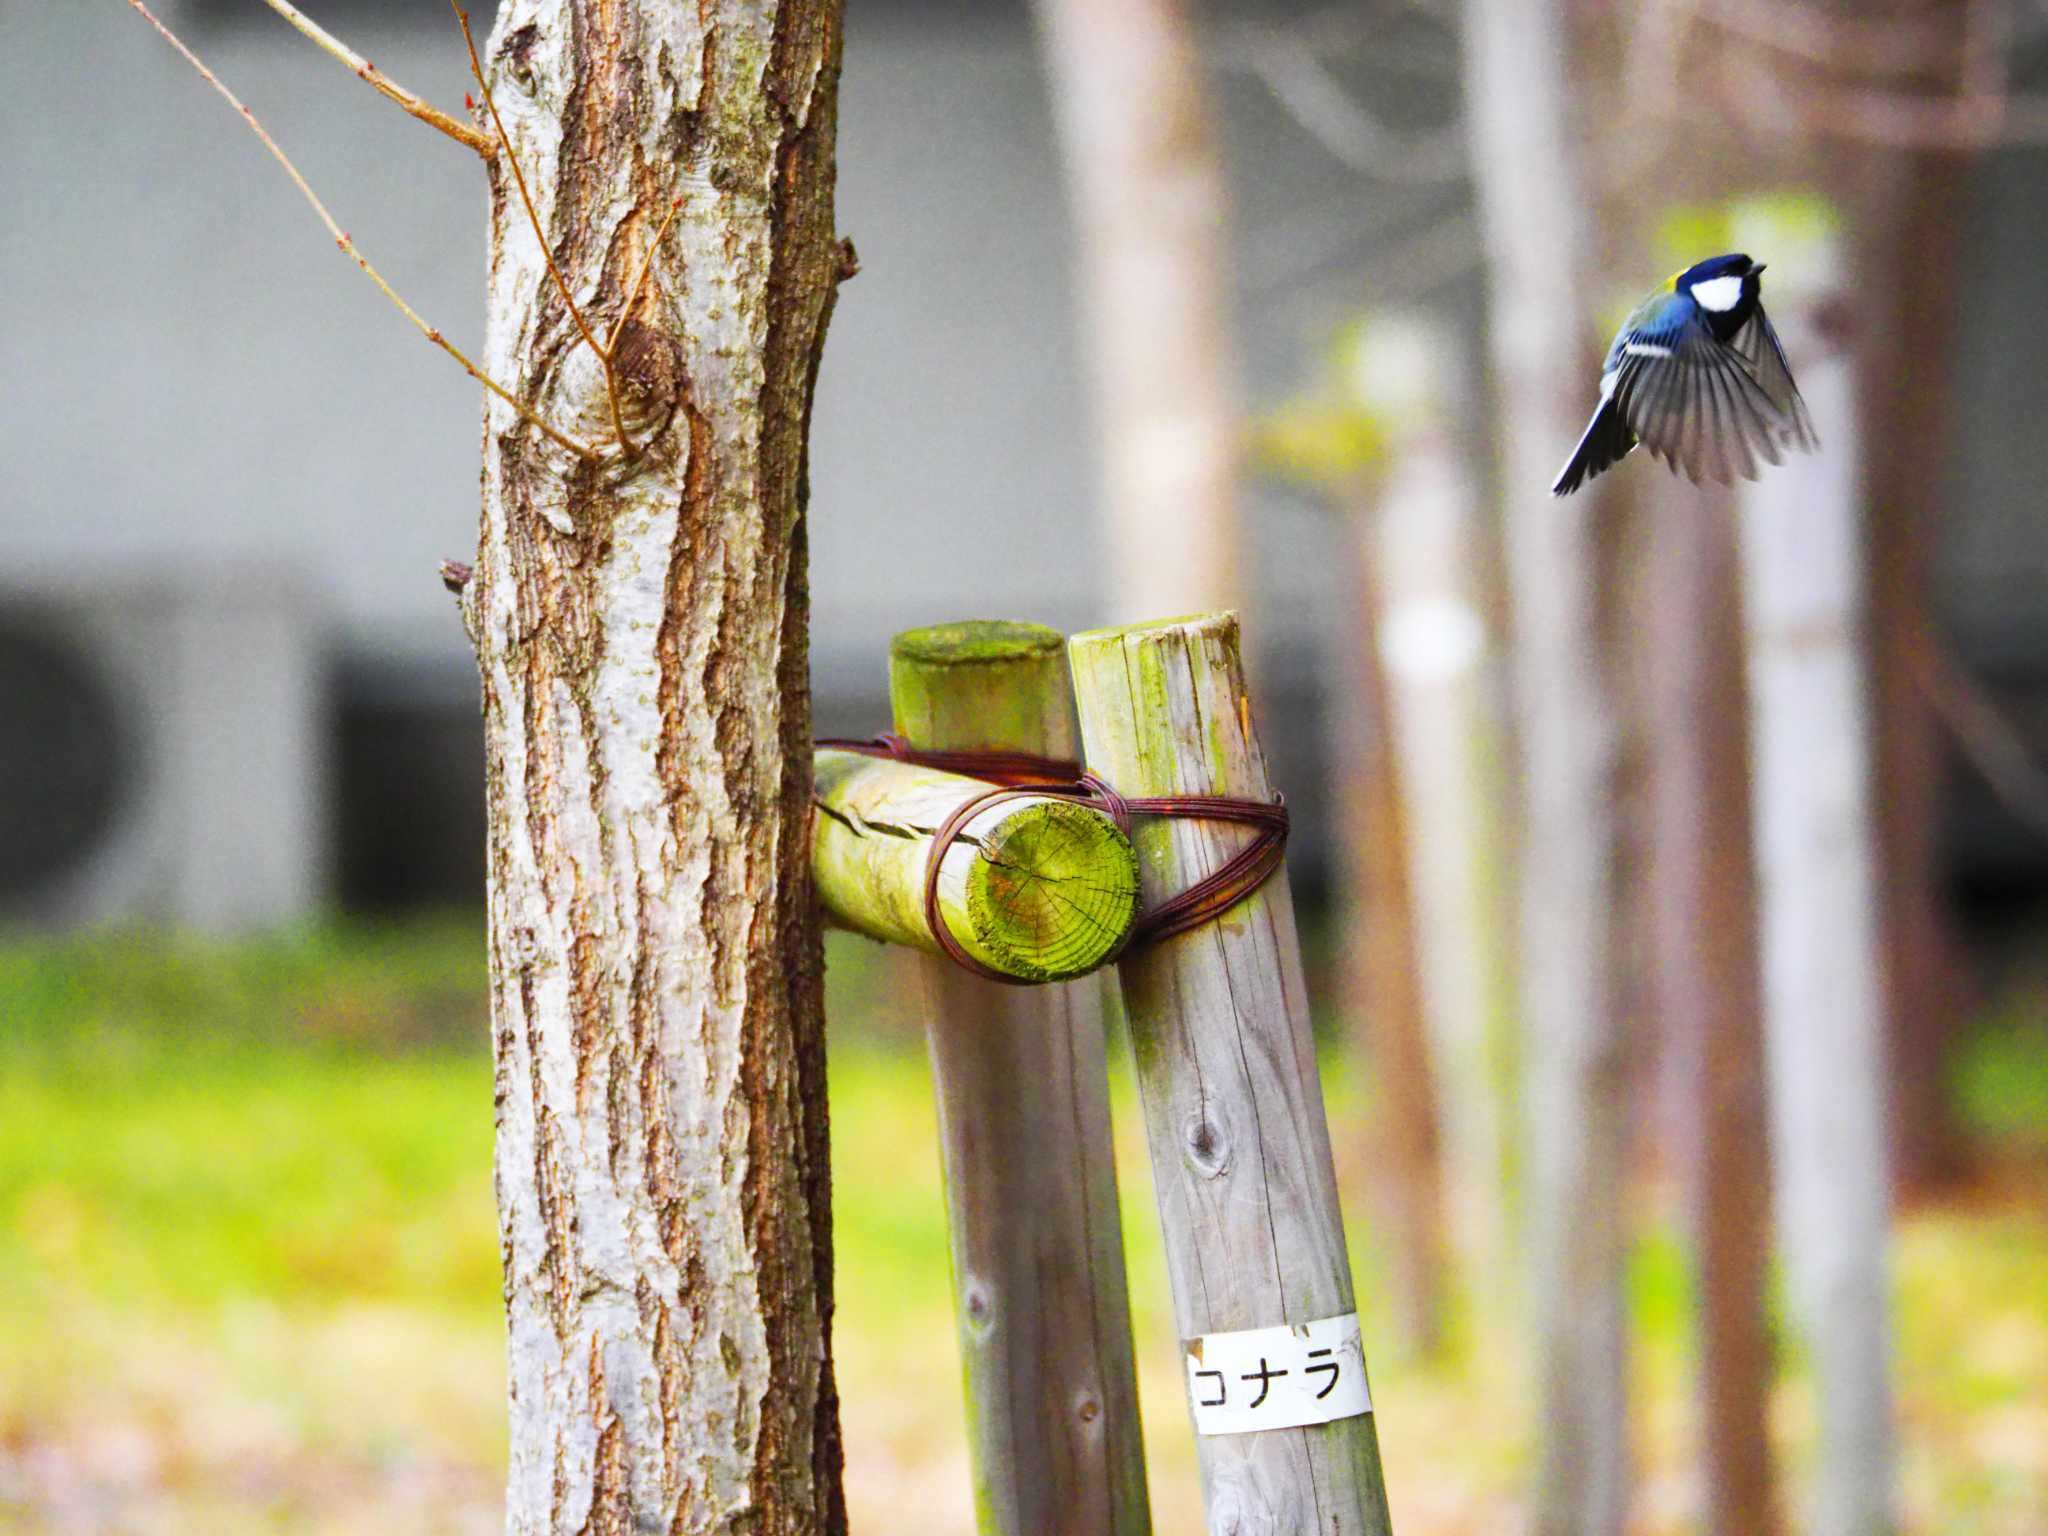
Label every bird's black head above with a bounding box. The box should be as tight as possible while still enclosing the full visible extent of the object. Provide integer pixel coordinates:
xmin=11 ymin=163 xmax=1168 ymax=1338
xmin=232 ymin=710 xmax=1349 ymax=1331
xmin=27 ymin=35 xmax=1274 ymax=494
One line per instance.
xmin=1674 ymin=252 xmax=1763 ymax=328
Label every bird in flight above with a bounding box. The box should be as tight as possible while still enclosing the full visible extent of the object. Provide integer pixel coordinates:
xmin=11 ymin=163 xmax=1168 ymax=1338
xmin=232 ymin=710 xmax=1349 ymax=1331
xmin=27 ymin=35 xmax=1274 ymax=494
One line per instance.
xmin=1551 ymin=253 xmax=1817 ymax=496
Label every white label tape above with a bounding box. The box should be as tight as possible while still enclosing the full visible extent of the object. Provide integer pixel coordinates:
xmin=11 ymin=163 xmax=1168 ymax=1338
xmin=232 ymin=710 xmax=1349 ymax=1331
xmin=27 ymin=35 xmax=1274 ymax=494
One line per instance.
xmin=1183 ymin=1312 xmax=1372 ymax=1437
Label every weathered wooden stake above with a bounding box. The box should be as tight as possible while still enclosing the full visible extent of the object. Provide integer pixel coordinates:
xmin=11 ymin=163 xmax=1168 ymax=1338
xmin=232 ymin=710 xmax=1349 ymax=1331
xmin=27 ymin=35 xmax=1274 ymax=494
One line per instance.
xmin=1068 ymin=613 xmax=1395 ymax=1536
xmin=812 ymin=746 xmax=1137 ymax=983
xmin=887 ymin=621 xmax=1153 ymax=1535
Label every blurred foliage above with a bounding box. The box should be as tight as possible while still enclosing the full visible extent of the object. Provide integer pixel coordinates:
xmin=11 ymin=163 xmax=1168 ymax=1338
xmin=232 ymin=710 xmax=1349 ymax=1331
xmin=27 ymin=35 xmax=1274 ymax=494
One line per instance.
xmin=1956 ymin=1007 xmax=2048 ymax=1158
xmin=1 ymin=921 xmax=2043 ymax=1532
xmin=1252 ymin=315 xmax=1391 ymax=493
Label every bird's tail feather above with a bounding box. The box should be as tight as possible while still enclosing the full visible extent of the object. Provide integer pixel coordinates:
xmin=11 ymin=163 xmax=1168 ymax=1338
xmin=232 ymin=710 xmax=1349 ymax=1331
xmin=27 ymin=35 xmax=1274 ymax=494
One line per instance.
xmin=1550 ymin=397 xmax=1636 ymax=496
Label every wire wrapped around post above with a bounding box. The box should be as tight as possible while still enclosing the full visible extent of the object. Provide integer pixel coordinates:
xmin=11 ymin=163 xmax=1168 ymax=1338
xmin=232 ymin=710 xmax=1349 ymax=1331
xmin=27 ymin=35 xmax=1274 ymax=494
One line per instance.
xmin=819 ymin=735 xmax=1290 ymax=982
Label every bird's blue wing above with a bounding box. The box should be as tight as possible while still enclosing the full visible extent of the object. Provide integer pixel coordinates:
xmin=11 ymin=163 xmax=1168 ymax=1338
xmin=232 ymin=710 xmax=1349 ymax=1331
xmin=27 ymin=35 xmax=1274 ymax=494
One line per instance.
xmin=1611 ymin=301 xmax=1796 ymax=486
xmin=1601 ymin=290 xmax=1692 ymax=374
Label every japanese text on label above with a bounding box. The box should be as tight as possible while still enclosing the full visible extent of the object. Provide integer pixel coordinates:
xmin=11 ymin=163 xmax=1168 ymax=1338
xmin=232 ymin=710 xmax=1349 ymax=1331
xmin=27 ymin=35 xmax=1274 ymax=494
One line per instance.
xmin=1183 ymin=1312 xmax=1372 ymax=1437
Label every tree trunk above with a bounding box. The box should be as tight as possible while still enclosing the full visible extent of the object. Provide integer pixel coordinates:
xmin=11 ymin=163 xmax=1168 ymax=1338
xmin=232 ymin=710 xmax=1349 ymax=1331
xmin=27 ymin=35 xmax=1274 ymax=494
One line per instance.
xmin=1460 ymin=2 xmax=1634 ymax=1532
xmin=1364 ymin=317 xmax=1525 ymax=1343
xmin=1850 ymin=148 xmax=1971 ymax=1195
xmin=1032 ymin=0 xmax=1245 ymax=619
xmin=1740 ymin=330 xmax=1898 ymax=1536
xmin=1336 ymin=501 xmax=1445 ymax=1357
xmin=462 ymin=4 xmax=848 ymax=1531
xmin=1643 ymin=489 xmax=1779 ymax=1536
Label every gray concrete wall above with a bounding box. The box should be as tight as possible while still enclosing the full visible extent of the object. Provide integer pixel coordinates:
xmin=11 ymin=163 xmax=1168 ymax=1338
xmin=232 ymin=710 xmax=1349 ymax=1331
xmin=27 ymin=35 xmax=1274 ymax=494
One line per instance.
xmin=2 ymin=1 xmax=1464 ymax=684
xmin=5 ymin=1 xmax=2046 ymax=917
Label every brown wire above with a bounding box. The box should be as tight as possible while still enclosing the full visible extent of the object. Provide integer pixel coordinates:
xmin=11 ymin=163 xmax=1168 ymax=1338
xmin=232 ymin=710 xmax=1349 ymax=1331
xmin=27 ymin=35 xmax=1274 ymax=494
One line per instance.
xmin=814 ymin=735 xmax=1289 ymax=979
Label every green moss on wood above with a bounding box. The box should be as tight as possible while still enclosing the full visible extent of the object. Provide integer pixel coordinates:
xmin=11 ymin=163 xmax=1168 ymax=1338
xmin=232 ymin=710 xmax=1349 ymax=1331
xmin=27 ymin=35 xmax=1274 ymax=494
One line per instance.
xmin=891 ymin=621 xmax=1076 ymax=759
xmin=890 ymin=619 xmax=1064 ymax=668
xmin=811 ymin=750 xmax=1137 ymax=982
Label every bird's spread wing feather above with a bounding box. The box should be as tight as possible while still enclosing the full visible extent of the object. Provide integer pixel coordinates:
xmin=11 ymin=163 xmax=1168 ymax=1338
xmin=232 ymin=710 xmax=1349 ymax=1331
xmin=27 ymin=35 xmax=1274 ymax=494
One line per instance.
xmin=1612 ymin=305 xmax=1804 ymax=486
xmin=1730 ymin=306 xmax=1819 ymax=452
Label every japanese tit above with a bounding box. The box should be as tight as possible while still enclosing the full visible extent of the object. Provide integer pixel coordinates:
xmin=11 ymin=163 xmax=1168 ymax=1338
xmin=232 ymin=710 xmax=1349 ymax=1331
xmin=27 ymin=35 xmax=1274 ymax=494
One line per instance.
xmin=1551 ymin=253 xmax=1817 ymax=496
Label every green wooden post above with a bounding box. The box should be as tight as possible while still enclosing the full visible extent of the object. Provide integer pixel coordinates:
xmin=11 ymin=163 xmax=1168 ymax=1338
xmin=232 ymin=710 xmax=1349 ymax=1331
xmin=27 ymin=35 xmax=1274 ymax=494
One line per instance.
xmin=1068 ymin=612 xmax=1395 ymax=1535
xmin=812 ymin=746 xmax=1137 ymax=982
xmin=889 ymin=620 xmax=1153 ymax=1536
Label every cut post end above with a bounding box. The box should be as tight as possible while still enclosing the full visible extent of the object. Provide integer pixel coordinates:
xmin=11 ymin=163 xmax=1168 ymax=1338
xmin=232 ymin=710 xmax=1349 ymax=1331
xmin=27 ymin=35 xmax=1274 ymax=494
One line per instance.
xmin=964 ymin=798 xmax=1140 ymax=981
xmin=1068 ymin=611 xmax=1241 ymax=650
xmin=891 ymin=619 xmax=1066 ymax=668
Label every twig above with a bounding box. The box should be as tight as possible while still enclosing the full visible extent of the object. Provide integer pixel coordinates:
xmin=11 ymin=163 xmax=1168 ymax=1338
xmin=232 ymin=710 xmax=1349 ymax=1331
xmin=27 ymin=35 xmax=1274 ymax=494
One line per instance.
xmin=1244 ymin=36 xmax=1468 ymax=182
xmin=1690 ymin=0 xmax=1961 ymax=77
xmin=1912 ymin=635 xmax=2048 ymax=845
xmin=451 ymin=3 xmax=633 ymax=454
xmin=606 ymin=196 xmax=686 ymax=354
xmin=258 ymin=0 xmax=494 ymax=157
xmin=1746 ymin=76 xmax=2048 ymax=148
xmin=1212 ymin=1 xmax=1459 ymax=81
xmin=125 ymin=0 xmax=597 ymax=461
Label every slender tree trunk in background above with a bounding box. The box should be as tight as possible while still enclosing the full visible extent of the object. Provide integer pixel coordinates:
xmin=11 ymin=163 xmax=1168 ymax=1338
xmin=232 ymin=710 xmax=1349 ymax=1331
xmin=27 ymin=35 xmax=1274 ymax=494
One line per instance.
xmin=1337 ymin=497 xmax=1445 ymax=1357
xmin=1643 ymin=491 xmax=1778 ymax=1536
xmin=461 ymin=3 xmax=848 ymax=1530
xmin=1367 ymin=319 xmax=1524 ymax=1342
xmin=1850 ymin=149 xmax=1972 ymax=1195
xmin=1739 ymin=336 xmax=1897 ymax=1536
xmin=1461 ymin=3 xmax=1633 ymax=1532
xmin=1033 ymin=0 xmax=1245 ymax=620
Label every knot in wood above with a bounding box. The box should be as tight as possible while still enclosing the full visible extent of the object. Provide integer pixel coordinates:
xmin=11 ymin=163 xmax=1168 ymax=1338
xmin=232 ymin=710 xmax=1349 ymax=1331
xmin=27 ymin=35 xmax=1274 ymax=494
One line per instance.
xmin=961 ymin=1277 xmax=995 ymax=1336
xmin=610 ymin=319 xmax=683 ymax=441
xmin=1181 ymin=1108 xmax=1231 ymax=1178
xmin=501 ymin=24 xmax=541 ymax=93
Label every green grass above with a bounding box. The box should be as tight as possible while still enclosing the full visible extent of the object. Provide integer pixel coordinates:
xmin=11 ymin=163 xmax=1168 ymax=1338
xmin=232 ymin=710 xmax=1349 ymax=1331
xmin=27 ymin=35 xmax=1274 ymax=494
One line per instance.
xmin=2 ymin=920 xmax=2045 ymax=1534
xmin=2 ymin=919 xmax=497 ymax=1319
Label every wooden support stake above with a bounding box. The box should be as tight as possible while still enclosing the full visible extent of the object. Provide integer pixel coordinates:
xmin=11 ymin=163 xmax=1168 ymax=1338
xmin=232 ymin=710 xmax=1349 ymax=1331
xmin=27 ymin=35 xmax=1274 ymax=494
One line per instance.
xmin=812 ymin=745 xmax=1138 ymax=983
xmin=888 ymin=621 xmax=1153 ymax=1535
xmin=1068 ymin=612 xmax=1395 ymax=1535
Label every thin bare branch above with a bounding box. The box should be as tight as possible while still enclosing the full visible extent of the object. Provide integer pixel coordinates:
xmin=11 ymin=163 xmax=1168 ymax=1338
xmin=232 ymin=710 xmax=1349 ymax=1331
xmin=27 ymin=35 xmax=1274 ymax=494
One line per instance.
xmin=1913 ymin=636 xmax=2048 ymax=845
xmin=258 ymin=0 xmax=494 ymax=157
xmin=607 ymin=196 xmax=687 ymax=354
xmin=125 ymin=0 xmax=597 ymax=461
xmin=1751 ymin=76 xmax=2048 ymax=147
xmin=1245 ymin=35 xmax=1468 ymax=182
xmin=1691 ymin=0 xmax=1962 ymax=76
xmin=452 ymin=4 xmax=635 ymax=455
xmin=1212 ymin=4 xmax=1459 ymax=82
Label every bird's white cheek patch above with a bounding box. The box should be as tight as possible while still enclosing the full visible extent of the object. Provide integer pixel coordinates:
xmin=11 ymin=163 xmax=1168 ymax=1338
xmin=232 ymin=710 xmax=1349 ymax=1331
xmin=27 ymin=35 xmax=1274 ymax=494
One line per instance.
xmin=1692 ymin=274 xmax=1744 ymax=312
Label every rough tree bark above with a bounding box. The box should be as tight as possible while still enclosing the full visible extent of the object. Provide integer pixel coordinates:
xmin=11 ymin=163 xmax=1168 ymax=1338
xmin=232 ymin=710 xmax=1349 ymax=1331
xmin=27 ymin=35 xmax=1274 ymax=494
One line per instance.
xmin=456 ymin=3 xmax=850 ymax=1531
xmin=1460 ymin=2 xmax=1634 ymax=1532
xmin=1033 ymin=0 xmax=1246 ymax=619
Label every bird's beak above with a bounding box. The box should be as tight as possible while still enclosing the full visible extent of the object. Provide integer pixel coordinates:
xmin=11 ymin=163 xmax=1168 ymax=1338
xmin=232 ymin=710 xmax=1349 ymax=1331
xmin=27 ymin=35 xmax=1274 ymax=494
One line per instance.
xmin=1753 ymin=263 xmax=1767 ymax=275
